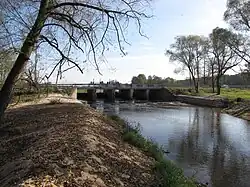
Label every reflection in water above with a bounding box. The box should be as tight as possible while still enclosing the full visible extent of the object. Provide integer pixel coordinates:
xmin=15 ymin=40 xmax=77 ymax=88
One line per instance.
xmin=89 ymin=101 xmax=250 ymax=187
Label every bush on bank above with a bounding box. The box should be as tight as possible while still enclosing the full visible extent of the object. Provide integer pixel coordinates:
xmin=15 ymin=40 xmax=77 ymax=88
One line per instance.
xmin=108 ymin=115 xmax=197 ymax=187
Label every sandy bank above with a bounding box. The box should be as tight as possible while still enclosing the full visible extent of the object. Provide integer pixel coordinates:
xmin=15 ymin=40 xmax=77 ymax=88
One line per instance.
xmin=0 ymin=98 xmax=155 ymax=186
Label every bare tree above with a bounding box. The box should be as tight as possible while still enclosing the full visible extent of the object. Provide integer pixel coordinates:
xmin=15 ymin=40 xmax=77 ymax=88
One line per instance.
xmin=224 ymin=0 xmax=250 ymax=66
xmin=165 ymin=35 xmax=207 ymax=93
xmin=0 ymin=49 xmax=14 ymax=85
xmin=0 ymin=0 xmax=152 ymax=119
xmin=201 ymin=39 xmax=217 ymax=92
xmin=209 ymin=27 xmax=242 ymax=94
xmin=20 ymin=48 xmax=47 ymax=91
xmin=208 ymin=57 xmax=216 ymax=93
xmin=224 ymin=0 xmax=250 ymax=32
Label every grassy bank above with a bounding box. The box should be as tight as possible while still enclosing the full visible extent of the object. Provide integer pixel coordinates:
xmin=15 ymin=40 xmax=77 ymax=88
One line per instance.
xmin=77 ymin=88 xmax=87 ymax=93
xmin=219 ymin=88 xmax=250 ymax=100
xmin=170 ymin=87 xmax=250 ymax=101
xmin=108 ymin=115 xmax=198 ymax=187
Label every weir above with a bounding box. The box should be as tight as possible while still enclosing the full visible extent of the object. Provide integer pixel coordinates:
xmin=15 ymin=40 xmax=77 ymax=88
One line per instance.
xmin=76 ymin=88 xmax=175 ymax=102
xmin=87 ymin=89 xmax=97 ymax=101
xmin=119 ymin=89 xmax=134 ymax=100
xmin=105 ymin=89 xmax=115 ymax=102
xmin=149 ymin=88 xmax=176 ymax=102
xmin=60 ymin=84 xmax=175 ymax=102
xmin=134 ymin=89 xmax=149 ymax=100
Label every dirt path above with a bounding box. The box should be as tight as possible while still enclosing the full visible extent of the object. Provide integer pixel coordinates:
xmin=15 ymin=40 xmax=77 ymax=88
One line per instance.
xmin=0 ymin=99 xmax=155 ymax=186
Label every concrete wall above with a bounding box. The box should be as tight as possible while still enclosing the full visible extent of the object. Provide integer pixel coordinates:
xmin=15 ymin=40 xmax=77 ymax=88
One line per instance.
xmin=133 ymin=89 xmax=149 ymax=100
xmin=119 ymin=89 xmax=133 ymax=100
xmin=77 ymin=93 xmax=88 ymax=100
xmin=97 ymin=92 xmax=106 ymax=99
xmin=176 ymin=95 xmax=229 ymax=108
xmin=149 ymin=88 xmax=175 ymax=102
xmin=77 ymin=88 xmax=175 ymax=102
xmin=87 ymin=89 xmax=97 ymax=101
xmin=105 ymin=89 xmax=115 ymax=102
xmin=70 ymin=87 xmax=78 ymax=99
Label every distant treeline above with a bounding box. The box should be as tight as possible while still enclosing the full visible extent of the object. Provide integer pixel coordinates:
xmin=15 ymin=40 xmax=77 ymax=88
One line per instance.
xmin=131 ymin=73 xmax=250 ymax=88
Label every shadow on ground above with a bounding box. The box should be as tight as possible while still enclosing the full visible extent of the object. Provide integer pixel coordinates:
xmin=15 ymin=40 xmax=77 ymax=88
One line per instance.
xmin=0 ymin=103 xmax=155 ymax=187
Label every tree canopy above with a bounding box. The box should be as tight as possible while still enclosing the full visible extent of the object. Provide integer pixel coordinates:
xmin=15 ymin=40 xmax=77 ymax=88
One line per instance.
xmin=224 ymin=0 xmax=250 ymax=31
xmin=165 ymin=35 xmax=208 ymax=93
xmin=0 ymin=0 xmax=153 ymax=119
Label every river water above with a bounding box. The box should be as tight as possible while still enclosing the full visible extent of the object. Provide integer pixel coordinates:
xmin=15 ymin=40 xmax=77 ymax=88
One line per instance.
xmin=90 ymin=100 xmax=250 ymax=187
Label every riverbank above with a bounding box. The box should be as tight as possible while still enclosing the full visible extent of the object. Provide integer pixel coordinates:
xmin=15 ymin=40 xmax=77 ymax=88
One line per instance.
xmin=222 ymin=100 xmax=250 ymax=121
xmin=176 ymin=95 xmax=229 ymax=108
xmin=169 ymin=88 xmax=250 ymax=120
xmin=0 ymin=95 xmax=198 ymax=187
xmin=175 ymin=94 xmax=250 ymax=121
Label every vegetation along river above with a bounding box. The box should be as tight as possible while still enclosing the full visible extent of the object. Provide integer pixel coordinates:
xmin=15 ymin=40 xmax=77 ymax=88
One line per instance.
xmin=89 ymin=100 xmax=250 ymax=187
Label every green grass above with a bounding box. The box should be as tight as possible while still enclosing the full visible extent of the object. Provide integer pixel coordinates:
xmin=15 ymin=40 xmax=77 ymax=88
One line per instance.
xmin=108 ymin=115 xmax=198 ymax=187
xmin=170 ymin=87 xmax=250 ymax=100
xmin=77 ymin=88 xmax=87 ymax=93
xmin=169 ymin=87 xmax=212 ymax=97
xmin=219 ymin=88 xmax=250 ymax=100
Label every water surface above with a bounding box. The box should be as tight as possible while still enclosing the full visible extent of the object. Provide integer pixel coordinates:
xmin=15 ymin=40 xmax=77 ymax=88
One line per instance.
xmin=90 ymin=100 xmax=250 ymax=187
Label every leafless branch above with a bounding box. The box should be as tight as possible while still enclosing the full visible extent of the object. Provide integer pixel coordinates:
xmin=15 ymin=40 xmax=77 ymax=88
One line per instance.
xmin=43 ymin=23 xmax=85 ymax=54
xmin=40 ymin=35 xmax=84 ymax=75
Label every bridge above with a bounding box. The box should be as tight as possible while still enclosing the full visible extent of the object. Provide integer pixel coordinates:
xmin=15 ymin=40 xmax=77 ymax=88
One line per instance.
xmin=44 ymin=83 xmax=175 ymax=102
xmin=44 ymin=83 xmax=166 ymax=90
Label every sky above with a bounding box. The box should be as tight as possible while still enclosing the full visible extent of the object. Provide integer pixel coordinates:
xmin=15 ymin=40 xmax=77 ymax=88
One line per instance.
xmin=56 ymin=0 xmax=228 ymax=84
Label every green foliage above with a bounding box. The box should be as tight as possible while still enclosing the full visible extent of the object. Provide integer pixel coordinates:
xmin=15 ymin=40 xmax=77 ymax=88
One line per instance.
xmin=224 ymin=0 xmax=250 ymax=32
xmin=165 ymin=35 xmax=209 ymax=93
xmin=109 ymin=115 xmax=197 ymax=187
xmin=77 ymin=88 xmax=87 ymax=93
xmin=131 ymin=74 xmax=175 ymax=85
xmin=132 ymin=74 xmax=147 ymax=84
xmin=170 ymin=87 xmax=250 ymax=101
xmin=220 ymin=88 xmax=250 ymax=100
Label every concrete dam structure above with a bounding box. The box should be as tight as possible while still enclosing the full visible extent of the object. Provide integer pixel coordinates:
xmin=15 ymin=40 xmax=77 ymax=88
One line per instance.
xmin=52 ymin=83 xmax=175 ymax=102
xmin=78 ymin=87 xmax=175 ymax=102
xmin=77 ymin=88 xmax=175 ymax=102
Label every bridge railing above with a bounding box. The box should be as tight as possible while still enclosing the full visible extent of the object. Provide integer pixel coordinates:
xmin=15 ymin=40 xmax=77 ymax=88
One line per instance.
xmin=39 ymin=83 xmax=165 ymax=89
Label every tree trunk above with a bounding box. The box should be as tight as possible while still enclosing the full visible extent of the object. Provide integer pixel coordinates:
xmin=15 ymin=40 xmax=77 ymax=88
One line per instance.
xmin=195 ymin=82 xmax=199 ymax=93
xmin=191 ymin=74 xmax=199 ymax=93
xmin=211 ymin=64 xmax=215 ymax=93
xmin=216 ymin=75 xmax=221 ymax=95
xmin=212 ymin=78 xmax=215 ymax=93
xmin=196 ymin=63 xmax=200 ymax=93
xmin=196 ymin=77 xmax=199 ymax=93
xmin=189 ymin=74 xmax=192 ymax=87
xmin=203 ymin=60 xmax=206 ymax=85
xmin=0 ymin=0 xmax=49 ymax=121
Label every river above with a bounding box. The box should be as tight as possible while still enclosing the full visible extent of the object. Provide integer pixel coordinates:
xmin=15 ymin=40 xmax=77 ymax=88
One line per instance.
xmin=90 ymin=100 xmax=250 ymax=187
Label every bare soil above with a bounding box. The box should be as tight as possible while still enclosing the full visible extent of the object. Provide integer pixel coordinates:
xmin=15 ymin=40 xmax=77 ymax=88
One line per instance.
xmin=0 ymin=99 xmax=155 ymax=187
